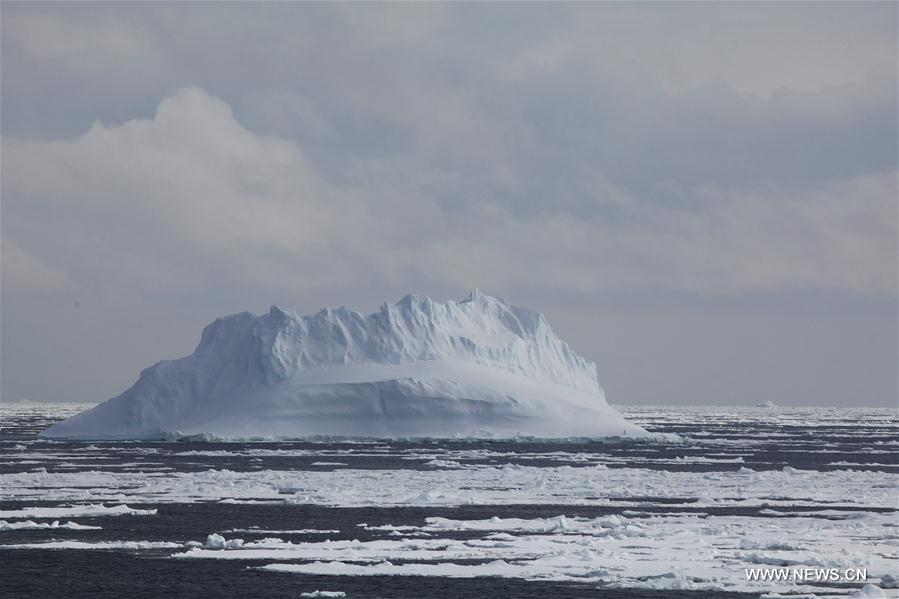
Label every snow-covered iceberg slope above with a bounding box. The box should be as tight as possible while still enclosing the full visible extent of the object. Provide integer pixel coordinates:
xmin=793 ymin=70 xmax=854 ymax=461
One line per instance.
xmin=42 ymin=290 xmax=649 ymax=440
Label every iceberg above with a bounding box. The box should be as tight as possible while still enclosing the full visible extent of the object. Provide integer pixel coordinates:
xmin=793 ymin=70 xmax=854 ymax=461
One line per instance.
xmin=41 ymin=290 xmax=648 ymax=440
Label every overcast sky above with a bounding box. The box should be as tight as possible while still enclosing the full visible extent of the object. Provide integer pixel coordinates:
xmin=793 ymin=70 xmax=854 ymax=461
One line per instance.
xmin=2 ymin=2 xmax=896 ymax=407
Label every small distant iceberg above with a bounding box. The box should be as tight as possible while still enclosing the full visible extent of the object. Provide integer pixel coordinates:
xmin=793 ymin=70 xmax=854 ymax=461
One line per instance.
xmin=42 ymin=291 xmax=651 ymax=441
xmin=755 ymin=400 xmax=778 ymax=408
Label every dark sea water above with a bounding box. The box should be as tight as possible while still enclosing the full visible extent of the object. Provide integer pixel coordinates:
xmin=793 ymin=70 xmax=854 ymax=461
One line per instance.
xmin=1 ymin=404 xmax=896 ymax=598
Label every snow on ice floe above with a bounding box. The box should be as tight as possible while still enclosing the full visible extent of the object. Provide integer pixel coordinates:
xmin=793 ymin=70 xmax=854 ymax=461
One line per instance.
xmin=1 ymin=540 xmax=184 ymax=551
xmin=2 ymin=460 xmax=896 ymax=510
xmin=0 ymin=520 xmax=101 ymax=531
xmin=420 ymin=514 xmax=641 ymax=534
xmin=166 ymin=510 xmax=895 ymax=594
xmin=1 ymin=509 xmax=890 ymax=594
xmin=41 ymin=291 xmax=652 ymax=441
xmin=849 ymin=585 xmax=888 ymax=598
xmin=223 ymin=527 xmax=340 ymax=535
xmin=1 ymin=504 xmax=156 ymax=519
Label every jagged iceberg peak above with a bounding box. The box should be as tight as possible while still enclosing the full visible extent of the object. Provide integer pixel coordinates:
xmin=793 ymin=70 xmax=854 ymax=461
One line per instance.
xmin=196 ymin=290 xmax=600 ymax=394
xmin=42 ymin=291 xmax=649 ymax=441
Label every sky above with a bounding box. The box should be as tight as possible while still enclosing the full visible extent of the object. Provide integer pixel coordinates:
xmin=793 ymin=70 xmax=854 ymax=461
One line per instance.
xmin=1 ymin=2 xmax=896 ymax=407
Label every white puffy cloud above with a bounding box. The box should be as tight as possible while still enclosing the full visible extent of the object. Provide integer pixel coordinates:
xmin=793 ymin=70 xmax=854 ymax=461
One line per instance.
xmin=4 ymin=87 xmax=895 ymax=303
xmin=4 ymin=89 xmax=339 ymax=294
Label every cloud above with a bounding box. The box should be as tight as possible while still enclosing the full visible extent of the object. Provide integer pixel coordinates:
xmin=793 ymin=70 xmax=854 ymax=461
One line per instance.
xmin=4 ymin=87 xmax=895 ymax=306
xmin=4 ymin=13 xmax=157 ymax=63
xmin=1 ymin=240 xmax=72 ymax=292
xmin=1 ymin=3 xmax=895 ymax=407
xmin=4 ymin=88 xmax=340 ymax=295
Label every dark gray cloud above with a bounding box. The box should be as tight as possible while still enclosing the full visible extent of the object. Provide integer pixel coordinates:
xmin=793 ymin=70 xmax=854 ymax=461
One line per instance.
xmin=2 ymin=2 xmax=896 ymax=407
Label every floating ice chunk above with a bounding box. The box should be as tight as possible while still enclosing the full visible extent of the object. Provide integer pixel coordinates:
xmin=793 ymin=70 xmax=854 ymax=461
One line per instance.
xmin=205 ymin=533 xmax=226 ymax=549
xmin=850 ymin=585 xmax=886 ymax=598
xmin=0 ymin=520 xmax=101 ymax=531
xmin=262 ymin=559 xmax=519 ymax=578
xmin=204 ymin=534 xmax=244 ymax=550
xmin=0 ymin=540 xmax=183 ymax=550
xmin=299 ymin=592 xmax=346 ymax=598
xmin=757 ymin=509 xmax=871 ymax=519
xmin=359 ymin=524 xmax=419 ymax=532
xmin=225 ymin=528 xmax=339 ymax=535
xmin=672 ymin=455 xmax=744 ymax=463
xmin=422 ymin=514 xmax=639 ymax=536
xmin=1 ymin=504 xmax=156 ymax=519
xmin=640 ymin=572 xmax=694 ymax=590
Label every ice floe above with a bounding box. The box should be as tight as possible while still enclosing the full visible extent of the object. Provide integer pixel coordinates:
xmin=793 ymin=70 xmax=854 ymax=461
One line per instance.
xmin=1 ymin=504 xmax=157 ymax=519
xmin=0 ymin=520 xmax=101 ymax=531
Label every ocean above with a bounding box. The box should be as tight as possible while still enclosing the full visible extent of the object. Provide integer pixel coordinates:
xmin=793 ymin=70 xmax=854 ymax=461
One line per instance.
xmin=1 ymin=403 xmax=896 ymax=598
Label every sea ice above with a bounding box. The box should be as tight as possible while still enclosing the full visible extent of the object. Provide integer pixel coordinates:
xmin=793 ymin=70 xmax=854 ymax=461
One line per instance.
xmin=0 ymin=520 xmax=101 ymax=531
xmin=0 ymin=504 xmax=157 ymax=519
xmin=204 ymin=533 xmax=244 ymax=550
xmin=849 ymin=585 xmax=886 ymax=598
xmin=0 ymin=540 xmax=184 ymax=550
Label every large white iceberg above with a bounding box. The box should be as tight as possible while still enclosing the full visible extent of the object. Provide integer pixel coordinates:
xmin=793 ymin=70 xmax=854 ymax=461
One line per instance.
xmin=42 ymin=290 xmax=648 ymax=440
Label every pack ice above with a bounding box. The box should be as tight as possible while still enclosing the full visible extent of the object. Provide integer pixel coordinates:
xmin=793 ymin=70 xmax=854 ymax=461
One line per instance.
xmin=42 ymin=290 xmax=648 ymax=440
